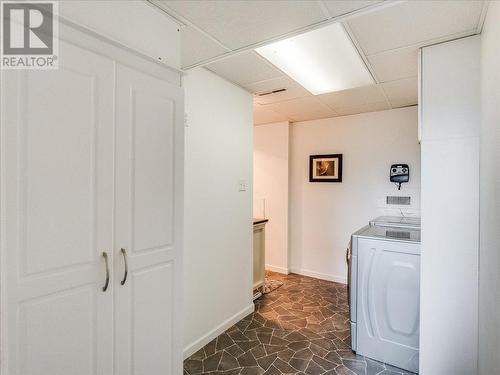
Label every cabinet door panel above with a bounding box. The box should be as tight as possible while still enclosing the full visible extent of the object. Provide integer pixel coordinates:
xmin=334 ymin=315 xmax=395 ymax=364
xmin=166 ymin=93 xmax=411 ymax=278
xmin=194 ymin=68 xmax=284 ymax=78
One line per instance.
xmin=114 ymin=63 xmax=183 ymax=375
xmin=1 ymin=40 xmax=114 ymax=375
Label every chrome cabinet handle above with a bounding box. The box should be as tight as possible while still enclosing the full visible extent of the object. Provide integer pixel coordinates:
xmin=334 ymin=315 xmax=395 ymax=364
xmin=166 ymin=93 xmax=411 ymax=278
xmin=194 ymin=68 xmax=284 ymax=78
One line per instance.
xmin=102 ymin=252 xmax=110 ymax=292
xmin=120 ymin=248 xmax=128 ymax=285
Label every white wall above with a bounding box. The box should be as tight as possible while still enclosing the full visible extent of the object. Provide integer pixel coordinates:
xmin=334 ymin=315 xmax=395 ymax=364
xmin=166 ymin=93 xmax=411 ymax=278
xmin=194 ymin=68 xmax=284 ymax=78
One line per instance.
xmin=420 ymin=36 xmax=480 ymax=375
xmin=59 ymin=1 xmax=181 ymax=69
xmin=183 ymin=68 xmax=254 ymax=358
xmin=479 ymin=3 xmax=500 ymax=374
xmin=289 ymin=107 xmax=420 ymax=283
xmin=253 ymin=122 xmax=290 ymax=274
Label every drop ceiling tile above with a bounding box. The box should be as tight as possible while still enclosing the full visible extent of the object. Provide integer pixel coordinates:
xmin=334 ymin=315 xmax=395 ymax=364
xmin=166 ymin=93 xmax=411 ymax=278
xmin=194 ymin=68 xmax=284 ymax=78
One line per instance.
xmin=317 ymin=84 xmax=388 ymax=110
xmin=321 ymin=1 xmax=382 ymax=18
xmin=368 ymin=46 xmax=419 ymax=83
xmin=206 ymin=51 xmax=283 ymax=86
xmin=254 ymin=103 xmax=290 ymax=125
xmin=162 ymin=0 xmax=327 ymax=50
xmin=245 ymin=76 xmax=302 ymax=94
xmin=246 ymin=76 xmax=312 ymax=105
xmin=382 ymin=77 xmax=418 ymax=108
xmin=347 ymin=1 xmax=484 ymax=55
xmin=289 ymin=111 xmax=339 ymax=122
xmin=334 ymin=101 xmax=391 ymax=116
xmin=264 ymin=96 xmax=337 ymax=122
xmin=181 ymin=26 xmax=229 ymax=68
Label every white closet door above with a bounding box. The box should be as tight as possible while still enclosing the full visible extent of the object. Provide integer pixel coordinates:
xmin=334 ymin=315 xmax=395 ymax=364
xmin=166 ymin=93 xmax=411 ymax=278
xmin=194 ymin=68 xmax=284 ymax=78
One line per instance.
xmin=114 ymin=64 xmax=183 ymax=375
xmin=1 ymin=40 xmax=114 ymax=375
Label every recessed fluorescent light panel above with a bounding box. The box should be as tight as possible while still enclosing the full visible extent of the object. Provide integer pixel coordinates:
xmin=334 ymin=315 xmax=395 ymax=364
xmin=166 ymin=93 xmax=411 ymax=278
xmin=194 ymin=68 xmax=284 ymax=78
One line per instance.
xmin=255 ymin=23 xmax=374 ymax=95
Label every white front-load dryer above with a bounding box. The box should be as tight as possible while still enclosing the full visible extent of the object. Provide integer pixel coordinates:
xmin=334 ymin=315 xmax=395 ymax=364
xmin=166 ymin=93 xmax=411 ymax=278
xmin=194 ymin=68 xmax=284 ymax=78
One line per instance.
xmin=349 ymin=225 xmax=421 ymax=373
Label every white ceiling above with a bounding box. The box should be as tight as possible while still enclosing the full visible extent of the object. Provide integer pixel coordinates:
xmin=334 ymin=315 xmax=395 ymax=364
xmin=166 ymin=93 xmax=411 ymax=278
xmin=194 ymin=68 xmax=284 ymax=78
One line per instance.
xmin=152 ymin=0 xmax=487 ymax=124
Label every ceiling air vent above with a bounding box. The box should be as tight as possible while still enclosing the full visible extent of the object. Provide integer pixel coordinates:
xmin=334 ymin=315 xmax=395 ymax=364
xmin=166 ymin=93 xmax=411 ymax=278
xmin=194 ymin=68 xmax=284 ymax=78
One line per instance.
xmin=257 ymin=88 xmax=287 ymax=96
xmin=386 ymin=196 xmax=411 ymax=205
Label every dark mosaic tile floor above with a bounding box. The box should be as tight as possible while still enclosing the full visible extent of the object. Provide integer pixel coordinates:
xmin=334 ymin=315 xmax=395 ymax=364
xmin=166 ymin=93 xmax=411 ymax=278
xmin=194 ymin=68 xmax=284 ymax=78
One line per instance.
xmin=184 ymin=272 xmax=416 ymax=375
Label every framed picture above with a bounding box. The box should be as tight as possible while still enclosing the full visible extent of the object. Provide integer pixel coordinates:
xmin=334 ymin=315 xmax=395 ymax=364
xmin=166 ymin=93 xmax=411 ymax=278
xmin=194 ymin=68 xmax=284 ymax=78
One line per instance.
xmin=309 ymin=154 xmax=343 ymax=182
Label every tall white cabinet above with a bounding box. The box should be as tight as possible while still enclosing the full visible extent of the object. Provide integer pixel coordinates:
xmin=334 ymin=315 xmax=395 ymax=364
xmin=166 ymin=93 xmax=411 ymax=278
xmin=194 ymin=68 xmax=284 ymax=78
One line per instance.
xmin=419 ymin=36 xmax=480 ymax=374
xmin=0 ymin=22 xmax=183 ymax=375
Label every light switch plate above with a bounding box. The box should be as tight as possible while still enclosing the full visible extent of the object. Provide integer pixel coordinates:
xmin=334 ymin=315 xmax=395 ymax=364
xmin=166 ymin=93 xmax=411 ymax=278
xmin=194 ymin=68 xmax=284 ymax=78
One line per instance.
xmin=238 ymin=179 xmax=247 ymax=192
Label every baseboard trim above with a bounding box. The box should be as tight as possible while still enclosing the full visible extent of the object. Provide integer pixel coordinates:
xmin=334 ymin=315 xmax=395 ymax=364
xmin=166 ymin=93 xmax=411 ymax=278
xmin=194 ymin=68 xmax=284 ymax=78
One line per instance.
xmin=183 ymin=303 xmax=255 ymax=359
xmin=289 ymin=267 xmax=347 ymax=284
xmin=265 ymin=264 xmax=289 ymax=274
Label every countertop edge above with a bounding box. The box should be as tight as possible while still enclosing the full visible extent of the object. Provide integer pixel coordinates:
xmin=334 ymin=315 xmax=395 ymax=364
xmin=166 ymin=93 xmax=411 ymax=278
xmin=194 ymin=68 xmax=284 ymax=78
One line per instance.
xmin=253 ymin=218 xmax=269 ymax=225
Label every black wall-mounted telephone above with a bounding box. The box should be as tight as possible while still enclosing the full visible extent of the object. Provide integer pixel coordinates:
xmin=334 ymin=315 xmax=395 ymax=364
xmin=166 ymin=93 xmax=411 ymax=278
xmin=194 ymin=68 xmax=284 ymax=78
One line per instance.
xmin=390 ymin=164 xmax=409 ymax=190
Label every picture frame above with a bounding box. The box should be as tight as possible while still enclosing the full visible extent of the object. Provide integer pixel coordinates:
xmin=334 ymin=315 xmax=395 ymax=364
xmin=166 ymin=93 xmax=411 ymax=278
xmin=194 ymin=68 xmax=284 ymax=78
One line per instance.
xmin=309 ymin=154 xmax=343 ymax=183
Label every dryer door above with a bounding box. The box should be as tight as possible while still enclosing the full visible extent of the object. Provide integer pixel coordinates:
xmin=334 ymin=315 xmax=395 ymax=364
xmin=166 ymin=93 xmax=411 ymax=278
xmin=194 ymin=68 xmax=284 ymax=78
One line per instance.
xmin=357 ymin=238 xmax=420 ymax=373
